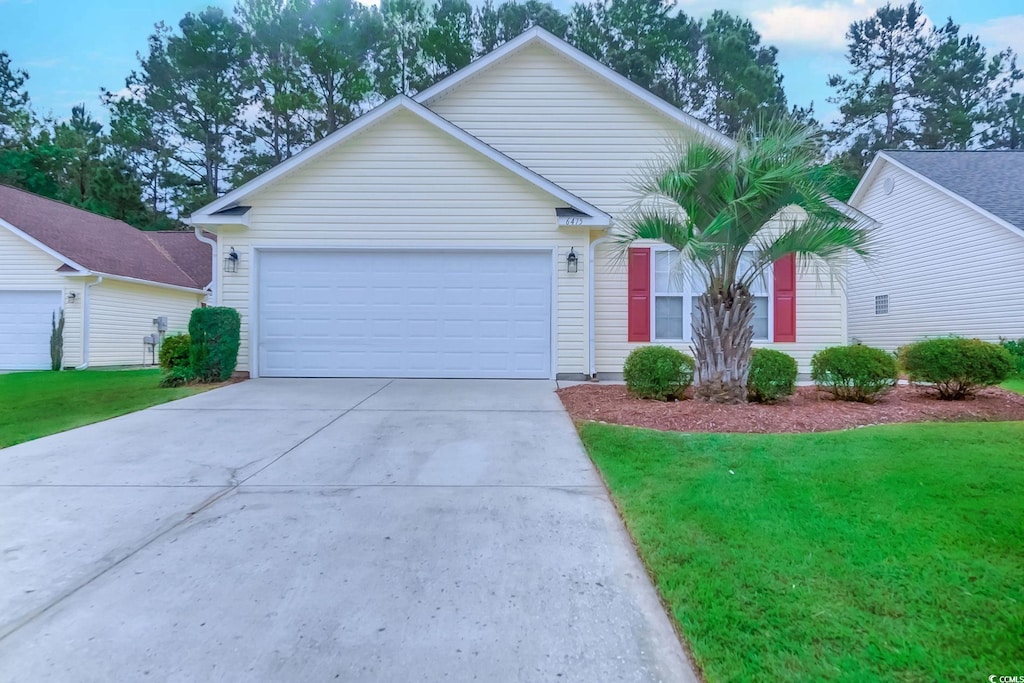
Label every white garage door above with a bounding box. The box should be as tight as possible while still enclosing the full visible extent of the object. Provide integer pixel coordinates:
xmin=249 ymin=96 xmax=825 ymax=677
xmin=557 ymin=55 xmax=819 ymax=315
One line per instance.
xmin=257 ymin=250 xmax=552 ymax=378
xmin=0 ymin=290 xmax=62 ymax=370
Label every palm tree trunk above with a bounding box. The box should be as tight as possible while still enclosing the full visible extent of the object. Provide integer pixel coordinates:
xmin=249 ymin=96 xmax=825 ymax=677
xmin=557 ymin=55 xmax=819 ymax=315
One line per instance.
xmin=692 ymin=285 xmax=755 ymax=403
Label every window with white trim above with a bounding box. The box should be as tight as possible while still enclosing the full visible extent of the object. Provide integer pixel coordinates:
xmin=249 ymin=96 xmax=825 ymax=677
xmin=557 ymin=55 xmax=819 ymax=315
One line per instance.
xmin=653 ymin=250 xmax=686 ymax=340
xmin=653 ymin=247 xmax=771 ymax=343
xmin=875 ymin=294 xmax=889 ymax=315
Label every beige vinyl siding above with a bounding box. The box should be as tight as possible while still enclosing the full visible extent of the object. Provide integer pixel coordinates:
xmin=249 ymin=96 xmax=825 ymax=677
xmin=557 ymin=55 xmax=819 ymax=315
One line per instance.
xmin=0 ymin=226 xmax=83 ymax=366
xmin=592 ymin=240 xmax=847 ymax=376
xmin=849 ymin=161 xmax=1024 ymax=351
xmin=88 ymin=279 xmax=201 ymax=367
xmin=426 ymin=43 xmax=846 ymax=376
xmin=221 ymin=109 xmax=588 ymax=376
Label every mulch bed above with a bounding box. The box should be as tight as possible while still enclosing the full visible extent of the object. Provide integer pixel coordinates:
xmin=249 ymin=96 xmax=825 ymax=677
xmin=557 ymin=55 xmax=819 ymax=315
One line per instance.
xmin=557 ymin=383 xmax=1024 ymax=434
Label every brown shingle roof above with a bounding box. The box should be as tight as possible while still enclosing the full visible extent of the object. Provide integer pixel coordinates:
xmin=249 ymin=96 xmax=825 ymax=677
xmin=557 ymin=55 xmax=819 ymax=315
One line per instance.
xmin=0 ymin=184 xmax=211 ymax=290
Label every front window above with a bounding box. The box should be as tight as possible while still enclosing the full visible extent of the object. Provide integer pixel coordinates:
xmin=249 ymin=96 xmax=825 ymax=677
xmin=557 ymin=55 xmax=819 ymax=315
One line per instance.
xmin=654 ymin=250 xmax=686 ymax=340
xmin=655 ymin=248 xmax=771 ymax=343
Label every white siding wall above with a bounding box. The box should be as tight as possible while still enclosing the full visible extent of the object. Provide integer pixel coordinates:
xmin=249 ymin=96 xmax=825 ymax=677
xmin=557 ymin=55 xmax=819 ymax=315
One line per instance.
xmin=427 ymin=43 xmax=846 ymax=375
xmin=88 ymin=279 xmax=202 ymax=367
xmin=849 ymin=161 xmax=1024 ymax=351
xmin=222 ymin=109 xmax=587 ymax=376
xmin=0 ymin=227 xmax=83 ymax=366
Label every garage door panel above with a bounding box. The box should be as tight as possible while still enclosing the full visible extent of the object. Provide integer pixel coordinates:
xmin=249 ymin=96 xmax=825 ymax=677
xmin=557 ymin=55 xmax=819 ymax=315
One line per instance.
xmin=0 ymin=291 xmax=63 ymax=370
xmin=258 ymin=251 xmax=551 ymax=378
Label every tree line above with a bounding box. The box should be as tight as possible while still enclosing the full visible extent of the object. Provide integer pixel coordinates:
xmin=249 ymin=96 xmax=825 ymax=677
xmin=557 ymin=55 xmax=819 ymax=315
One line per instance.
xmin=0 ymin=0 xmax=1020 ymax=229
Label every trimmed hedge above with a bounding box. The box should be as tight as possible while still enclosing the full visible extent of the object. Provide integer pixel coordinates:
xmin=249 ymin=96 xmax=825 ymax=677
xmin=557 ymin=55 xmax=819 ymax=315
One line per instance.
xmin=623 ymin=345 xmax=695 ymax=401
xmin=747 ymin=348 xmax=797 ymax=403
xmin=188 ymin=307 xmax=241 ymax=382
xmin=159 ymin=333 xmax=191 ymax=370
xmin=811 ymin=344 xmax=898 ymax=403
xmin=900 ymin=337 xmax=1014 ymax=400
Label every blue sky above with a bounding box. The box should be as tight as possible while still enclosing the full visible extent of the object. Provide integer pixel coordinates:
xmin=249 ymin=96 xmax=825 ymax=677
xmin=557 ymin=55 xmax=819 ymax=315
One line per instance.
xmin=2 ymin=0 xmax=1022 ymax=125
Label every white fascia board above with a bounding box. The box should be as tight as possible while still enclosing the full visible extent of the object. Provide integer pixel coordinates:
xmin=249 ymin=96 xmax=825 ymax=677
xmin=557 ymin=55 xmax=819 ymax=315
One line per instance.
xmin=190 ymin=97 xmax=410 ymax=219
xmin=857 ymin=152 xmax=1024 ymax=239
xmin=189 ymin=95 xmax=610 ymax=226
xmin=187 ymin=213 xmax=250 ymax=228
xmin=62 ymin=271 xmax=207 ymax=295
xmin=0 ymin=217 xmax=90 ymax=273
xmin=414 ymin=27 xmax=737 ymax=152
xmin=414 ymin=102 xmax=610 ymax=223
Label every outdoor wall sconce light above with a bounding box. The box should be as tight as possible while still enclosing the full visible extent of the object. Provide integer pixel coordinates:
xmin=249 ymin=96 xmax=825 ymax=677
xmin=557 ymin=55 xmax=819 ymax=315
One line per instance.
xmin=66 ymin=291 xmax=78 ymax=303
xmin=566 ymin=247 xmax=579 ymax=273
xmin=224 ymin=247 xmax=239 ymax=273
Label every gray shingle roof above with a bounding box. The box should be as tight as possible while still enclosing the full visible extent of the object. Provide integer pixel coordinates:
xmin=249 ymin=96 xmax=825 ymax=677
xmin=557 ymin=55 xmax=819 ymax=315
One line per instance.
xmin=0 ymin=184 xmax=211 ymax=289
xmin=883 ymin=150 xmax=1024 ymax=229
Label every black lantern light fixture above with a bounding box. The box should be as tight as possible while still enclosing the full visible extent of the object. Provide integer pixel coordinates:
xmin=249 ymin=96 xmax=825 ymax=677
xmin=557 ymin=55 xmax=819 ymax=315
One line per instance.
xmin=224 ymin=247 xmax=239 ymax=273
xmin=566 ymin=247 xmax=579 ymax=273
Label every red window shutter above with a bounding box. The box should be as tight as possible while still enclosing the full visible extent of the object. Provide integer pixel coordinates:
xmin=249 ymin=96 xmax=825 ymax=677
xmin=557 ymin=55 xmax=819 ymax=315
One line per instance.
xmin=627 ymin=248 xmax=651 ymax=342
xmin=773 ymin=254 xmax=797 ymax=343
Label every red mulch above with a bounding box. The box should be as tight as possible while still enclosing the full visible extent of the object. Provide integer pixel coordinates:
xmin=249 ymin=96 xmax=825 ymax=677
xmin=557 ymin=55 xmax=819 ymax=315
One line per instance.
xmin=557 ymin=383 xmax=1024 ymax=434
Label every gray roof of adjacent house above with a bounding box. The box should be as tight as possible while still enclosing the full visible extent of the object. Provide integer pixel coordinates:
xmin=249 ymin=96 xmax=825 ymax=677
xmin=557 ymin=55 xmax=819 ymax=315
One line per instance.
xmin=0 ymin=184 xmax=212 ymax=289
xmin=883 ymin=150 xmax=1024 ymax=229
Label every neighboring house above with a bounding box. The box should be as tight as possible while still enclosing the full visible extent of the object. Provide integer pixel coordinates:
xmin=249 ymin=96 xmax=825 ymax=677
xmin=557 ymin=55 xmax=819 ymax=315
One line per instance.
xmin=0 ymin=185 xmax=212 ymax=370
xmin=847 ymin=151 xmax=1024 ymax=351
xmin=189 ymin=28 xmax=859 ymax=380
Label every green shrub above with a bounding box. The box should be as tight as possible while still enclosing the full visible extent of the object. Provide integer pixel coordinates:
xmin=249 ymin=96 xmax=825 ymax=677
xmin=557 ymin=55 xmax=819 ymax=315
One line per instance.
xmin=1001 ymin=338 xmax=1024 ymax=377
xmin=900 ymin=337 xmax=1015 ymax=400
xmin=159 ymin=365 xmax=195 ymax=388
xmin=159 ymin=333 xmax=191 ymax=370
xmin=623 ymin=345 xmax=695 ymax=400
xmin=811 ymin=344 xmax=898 ymax=403
xmin=188 ymin=307 xmax=241 ymax=383
xmin=747 ymin=348 xmax=798 ymax=403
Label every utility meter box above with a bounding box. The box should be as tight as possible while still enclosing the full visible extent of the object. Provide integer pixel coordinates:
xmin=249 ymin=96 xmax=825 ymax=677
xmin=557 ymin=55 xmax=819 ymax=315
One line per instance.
xmin=153 ymin=317 xmax=168 ymax=332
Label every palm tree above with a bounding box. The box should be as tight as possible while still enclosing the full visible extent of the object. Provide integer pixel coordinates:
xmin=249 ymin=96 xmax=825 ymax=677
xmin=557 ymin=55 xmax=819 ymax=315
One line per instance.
xmin=619 ymin=119 xmax=872 ymax=403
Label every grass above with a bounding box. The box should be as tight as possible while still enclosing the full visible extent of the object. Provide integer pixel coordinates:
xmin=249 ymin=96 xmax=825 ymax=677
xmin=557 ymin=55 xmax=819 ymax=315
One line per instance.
xmin=580 ymin=421 xmax=1024 ymax=682
xmin=1001 ymin=378 xmax=1024 ymax=395
xmin=0 ymin=369 xmax=207 ymax=448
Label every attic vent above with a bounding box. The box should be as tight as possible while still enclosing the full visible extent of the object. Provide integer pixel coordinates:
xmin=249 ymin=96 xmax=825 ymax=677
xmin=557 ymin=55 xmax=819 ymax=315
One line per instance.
xmin=875 ymin=294 xmax=889 ymax=315
xmin=883 ymin=176 xmax=896 ymax=195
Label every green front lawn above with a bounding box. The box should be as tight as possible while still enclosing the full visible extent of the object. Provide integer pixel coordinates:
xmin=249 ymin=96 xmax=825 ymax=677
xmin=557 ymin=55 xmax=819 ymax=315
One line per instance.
xmin=581 ymin=421 xmax=1024 ymax=682
xmin=0 ymin=369 xmax=206 ymax=449
xmin=1002 ymin=378 xmax=1024 ymax=395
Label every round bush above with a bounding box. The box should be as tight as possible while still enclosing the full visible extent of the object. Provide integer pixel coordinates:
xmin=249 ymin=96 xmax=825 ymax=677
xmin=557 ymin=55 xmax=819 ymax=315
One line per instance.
xmin=899 ymin=337 xmax=1015 ymax=400
xmin=623 ymin=345 xmax=695 ymax=401
xmin=811 ymin=344 xmax=898 ymax=403
xmin=158 ymin=333 xmax=191 ymax=371
xmin=747 ymin=348 xmax=797 ymax=403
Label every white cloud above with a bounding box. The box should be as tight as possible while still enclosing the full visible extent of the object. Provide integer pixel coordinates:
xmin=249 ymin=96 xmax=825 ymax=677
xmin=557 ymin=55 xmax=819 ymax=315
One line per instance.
xmin=751 ymin=1 xmax=876 ymax=50
xmin=970 ymin=15 xmax=1024 ymax=57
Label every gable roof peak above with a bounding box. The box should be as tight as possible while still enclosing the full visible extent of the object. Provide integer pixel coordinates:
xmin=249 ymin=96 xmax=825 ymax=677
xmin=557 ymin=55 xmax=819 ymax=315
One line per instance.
xmin=413 ymin=27 xmax=736 ymax=151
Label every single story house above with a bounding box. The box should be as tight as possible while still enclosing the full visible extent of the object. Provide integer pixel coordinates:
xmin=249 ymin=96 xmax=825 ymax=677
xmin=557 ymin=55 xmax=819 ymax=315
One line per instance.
xmin=0 ymin=184 xmax=212 ymax=370
xmin=847 ymin=150 xmax=1024 ymax=351
xmin=189 ymin=28 xmax=862 ymax=380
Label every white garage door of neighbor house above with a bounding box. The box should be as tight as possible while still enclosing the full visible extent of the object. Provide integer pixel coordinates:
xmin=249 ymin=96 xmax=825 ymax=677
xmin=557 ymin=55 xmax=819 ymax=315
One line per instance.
xmin=257 ymin=250 xmax=552 ymax=378
xmin=0 ymin=290 xmax=63 ymax=370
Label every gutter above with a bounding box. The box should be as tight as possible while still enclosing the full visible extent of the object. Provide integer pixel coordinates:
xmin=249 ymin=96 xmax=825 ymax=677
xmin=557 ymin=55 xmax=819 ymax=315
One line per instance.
xmin=75 ymin=275 xmax=103 ymax=370
xmin=589 ymin=235 xmax=614 ymax=378
xmin=193 ymin=225 xmax=218 ymax=305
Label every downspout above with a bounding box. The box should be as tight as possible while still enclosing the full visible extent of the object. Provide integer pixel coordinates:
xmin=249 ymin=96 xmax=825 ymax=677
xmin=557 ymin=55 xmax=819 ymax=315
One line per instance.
xmin=589 ymin=235 xmax=613 ymax=379
xmin=74 ymin=275 xmax=103 ymax=370
xmin=193 ymin=225 xmax=218 ymax=306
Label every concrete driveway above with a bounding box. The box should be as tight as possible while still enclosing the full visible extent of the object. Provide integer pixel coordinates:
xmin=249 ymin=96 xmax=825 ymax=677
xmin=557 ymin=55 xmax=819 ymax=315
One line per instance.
xmin=0 ymin=379 xmax=696 ymax=682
